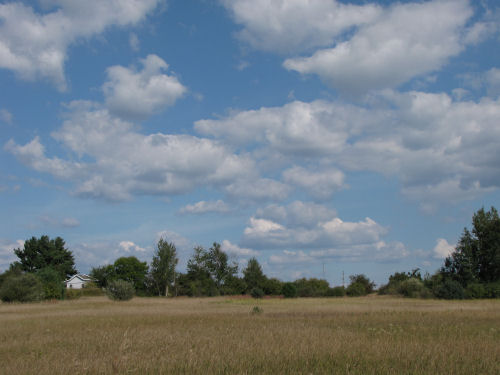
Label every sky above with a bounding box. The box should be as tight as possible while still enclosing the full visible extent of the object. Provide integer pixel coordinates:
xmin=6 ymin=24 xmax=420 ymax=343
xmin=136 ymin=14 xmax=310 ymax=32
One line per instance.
xmin=0 ymin=0 xmax=499 ymax=286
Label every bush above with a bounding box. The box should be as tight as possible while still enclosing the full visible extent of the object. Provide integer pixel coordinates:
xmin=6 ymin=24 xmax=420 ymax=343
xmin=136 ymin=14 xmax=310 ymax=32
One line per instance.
xmin=106 ymin=279 xmax=135 ymax=301
xmin=346 ymin=282 xmax=367 ymax=296
xmin=36 ymin=267 xmax=64 ymax=300
xmin=465 ymin=283 xmax=487 ymax=299
xmin=250 ymin=287 xmax=264 ymax=299
xmin=251 ymin=306 xmax=263 ymax=315
xmin=281 ymin=282 xmax=297 ymax=298
xmin=326 ymin=286 xmax=346 ymax=297
xmin=348 ymin=274 xmax=375 ymax=295
xmin=435 ymin=279 xmax=465 ymax=300
xmin=0 ymin=273 xmax=44 ymax=302
xmin=399 ymin=278 xmax=426 ymax=298
xmin=484 ymin=282 xmax=500 ymax=298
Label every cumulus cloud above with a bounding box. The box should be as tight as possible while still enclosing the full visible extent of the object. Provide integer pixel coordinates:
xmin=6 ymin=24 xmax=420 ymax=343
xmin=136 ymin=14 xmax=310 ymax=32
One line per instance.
xmin=0 ymin=0 xmax=161 ymax=90
xmin=433 ymin=238 xmax=455 ymax=259
xmin=283 ymin=166 xmax=345 ymax=200
xmin=103 ymin=55 xmax=187 ymax=121
xmin=240 ymin=201 xmax=407 ymax=262
xmin=197 ymin=91 xmax=500 ymax=207
xmin=225 ymin=178 xmax=290 ymax=202
xmin=221 ymin=0 xmax=381 ymax=54
xmin=119 ymin=240 xmax=146 ymax=253
xmin=221 ymin=240 xmax=259 ymax=257
xmin=284 ymin=0 xmax=472 ymax=93
xmin=179 ymin=200 xmax=230 ymax=215
xmin=0 ymin=239 xmax=23 ymax=271
xmin=6 ymin=101 xmax=255 ymax=201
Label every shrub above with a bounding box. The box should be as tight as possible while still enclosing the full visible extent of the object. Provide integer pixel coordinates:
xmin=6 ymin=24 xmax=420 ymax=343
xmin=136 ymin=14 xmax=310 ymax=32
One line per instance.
xmin=64 ymin=288 xmax=82 ymax=300
xmin=484 ymin=282 xmax=500 ymax=298
xmin=346 ymin=282 xmax=367 ymax=296
xmin=251 ymin=306 xmax=263 ymax=315
xmin=36 ymin=267 xmax=64 ymax=300
xmin=465 ymin=283 xmax=487 ymax=299
xmin=0 ymin=273 xmax=44 ymax=302
xmin=106 ymin=279 xmax=135 ymax=301
xmin=281 ymin=282 xmax=297 ymax=298
xmin=399 ymin=278 xmax=426 ymax=298
xmin=250 ymin=287 xmax=264 ymax=299
xmin=326 ymin=286 xmax=346 ymax=297
xmin=435 ymin=279 xmax=465 ymax=300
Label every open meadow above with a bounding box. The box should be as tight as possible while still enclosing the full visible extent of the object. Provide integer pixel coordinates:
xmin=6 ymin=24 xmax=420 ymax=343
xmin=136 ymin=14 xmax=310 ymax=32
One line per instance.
xmin=0 ymin=296 xmax=499 ymax=374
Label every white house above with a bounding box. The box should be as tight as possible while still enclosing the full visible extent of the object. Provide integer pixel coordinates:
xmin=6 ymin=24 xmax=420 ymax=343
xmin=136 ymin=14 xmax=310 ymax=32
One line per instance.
xmin=65 ymin=274 xmax=93 ymax=289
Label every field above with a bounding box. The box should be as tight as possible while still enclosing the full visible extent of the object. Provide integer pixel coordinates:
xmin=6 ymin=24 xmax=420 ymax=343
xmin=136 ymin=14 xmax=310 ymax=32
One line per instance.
xmin=0 ymin=296 xmax=499 ymax=374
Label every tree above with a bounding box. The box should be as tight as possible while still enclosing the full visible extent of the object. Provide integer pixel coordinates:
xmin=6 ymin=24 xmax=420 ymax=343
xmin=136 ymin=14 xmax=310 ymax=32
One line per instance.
xmin=185 ymin=243 xmax=237 ymax=296
xmin=13 ymin=235 xmax=76 ymax=279
xmin=113 ymin=256 xmax=148 ymax=292
xmin=205 ymin=242 xmax=238 ymax=293
xmin=90 ymin=264 xmax=115 ymax=288
xmin=150 ymin=238 xmax=178 ymax=296
xmin=346 ymin=274 xmax=375 ymax=296
xmin=243 ymin=257 xmax=266 ymax=292
xmin=441 ymin=207 xmax=500 ymax=286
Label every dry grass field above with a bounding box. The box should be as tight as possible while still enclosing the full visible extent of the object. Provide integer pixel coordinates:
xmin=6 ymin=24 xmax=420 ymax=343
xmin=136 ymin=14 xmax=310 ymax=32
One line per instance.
xmin=0 ymin=296 xmax=499 ymax=374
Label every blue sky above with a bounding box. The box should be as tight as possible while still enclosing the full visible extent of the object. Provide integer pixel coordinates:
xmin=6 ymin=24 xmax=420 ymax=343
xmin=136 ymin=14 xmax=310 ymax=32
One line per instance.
xmin=1 ymin=0 xmax=499 ymax=286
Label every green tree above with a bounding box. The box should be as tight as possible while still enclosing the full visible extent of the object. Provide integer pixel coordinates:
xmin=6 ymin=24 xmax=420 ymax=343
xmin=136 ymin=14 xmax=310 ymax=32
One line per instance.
xmin=90 ymin=264 xmax=115 ymax=288
xmin=346 ymin=274 xmax=375 ymax=296
xmin=150 ymin=238 xmax=178 ymax=296
xmin=206 ymin=242 xmax=238 ymax=293
xmin=113 ymin=256 xmax=148 ymax=292
xmin=441 ymin=207 xmax=500 ymax=286
xmin=13 ymin=235 xmax=76 ymax=279
xmin=185 ymin=244 xmax=237 ymax=296
xmin=243 ymin=257 xmax=266 ymax=292
xmin=186 ymin=246 xmax=217 ymax=296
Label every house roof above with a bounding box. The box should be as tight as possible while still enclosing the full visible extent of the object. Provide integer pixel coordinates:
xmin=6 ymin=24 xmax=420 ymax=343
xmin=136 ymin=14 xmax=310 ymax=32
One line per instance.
xmin=65 ymin=273 xmax=93 ymax=283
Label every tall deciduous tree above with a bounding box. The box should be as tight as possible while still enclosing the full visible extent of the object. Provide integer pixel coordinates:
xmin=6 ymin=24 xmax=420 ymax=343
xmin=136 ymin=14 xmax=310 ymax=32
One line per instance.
xmin=150 ymin=238 xmax=178 ymax=297
xmin=442 ymin=207 xmax=500 ymax=285
xmin=113 ymin=256 xmax=148 ymax=292
xmin=185 ymin=243 xmax=237 ymax=296
xmin=13 ymin=235 xmax=76 ymax=279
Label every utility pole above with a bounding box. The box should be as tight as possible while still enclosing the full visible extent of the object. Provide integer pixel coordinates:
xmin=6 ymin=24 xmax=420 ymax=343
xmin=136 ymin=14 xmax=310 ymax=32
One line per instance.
xmin=342 ymin=270 xmax=345 ymax=288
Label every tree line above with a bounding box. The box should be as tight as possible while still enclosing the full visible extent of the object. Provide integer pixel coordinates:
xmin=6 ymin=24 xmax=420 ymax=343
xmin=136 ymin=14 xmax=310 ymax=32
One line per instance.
xmin=1 ymin=206 xmax=498 ymax=302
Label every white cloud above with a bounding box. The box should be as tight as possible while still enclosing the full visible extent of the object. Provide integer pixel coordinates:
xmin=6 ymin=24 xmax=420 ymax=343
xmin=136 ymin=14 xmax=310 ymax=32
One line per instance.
xmin=196 ymin=100 xmax=368 ymax=156
xmin=240 ymin=201 xmax=406 ymax=262
xmin=433 ymin=238 xmax=455 ymax=259
xmin=6 ymin=101 xmax=255 ymax=202
xmin=221 ymin=0 xmax=381 ymax=54
xmin=103 ymin=55 xmax=187 ymax=121
xmin=119 ymin=240 xmax=146 ymax=253
xmin=0 ymin=239 xmax=23 ymax=271
xmin=485 ymin=68 xmax=500 ymax=97
xmin=225 ymin=178 xmax=290 ymax=202
xmin=179 ymin=200 xmax=230 ymax=215
xmin=0 ymin=0 xmax=161 ymax=90
xmin=284 ymin=0 xmax=472 ymax=93
xmin=283 ymin=166 xmax=345 ymax=200
xmin=221 ymin=240 xmax=259 ymax=257
xmin=197 ymin=91 xmax=500 ymax=207
xmin=0 ymin=108 xmax=12 ymax=124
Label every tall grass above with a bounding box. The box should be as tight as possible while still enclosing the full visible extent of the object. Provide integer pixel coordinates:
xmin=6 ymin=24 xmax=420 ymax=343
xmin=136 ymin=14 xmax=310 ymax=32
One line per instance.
xmin=0 ymin=296 xmax=498 ymax=374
